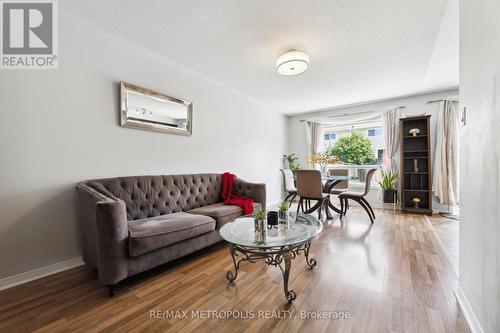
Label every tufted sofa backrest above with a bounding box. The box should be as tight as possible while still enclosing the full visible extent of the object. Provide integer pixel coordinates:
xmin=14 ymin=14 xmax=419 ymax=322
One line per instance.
xmin=86 ymin=174 xmax=222 ymax=221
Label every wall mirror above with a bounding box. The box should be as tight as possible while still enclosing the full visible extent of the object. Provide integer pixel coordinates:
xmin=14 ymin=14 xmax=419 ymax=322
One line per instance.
xmin=120 ymin=82 xmax=192 ymax=136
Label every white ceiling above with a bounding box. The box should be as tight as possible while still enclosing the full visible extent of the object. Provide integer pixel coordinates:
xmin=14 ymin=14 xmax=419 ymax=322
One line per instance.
xmin=62 ymin=0 xmax=458 ymax=115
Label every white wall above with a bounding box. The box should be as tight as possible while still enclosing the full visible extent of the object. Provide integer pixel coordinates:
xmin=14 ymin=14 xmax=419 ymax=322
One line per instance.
xmin=459 ymin=0 xmax=500 ymax=332
xmin=0 ymin=14 xmax=287 ymax=279
xmin=287 ymin=89 xmax=459 ymax=211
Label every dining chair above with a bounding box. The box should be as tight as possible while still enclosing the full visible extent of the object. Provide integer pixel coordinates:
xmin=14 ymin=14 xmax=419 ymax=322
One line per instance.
xmin=296 ymin=169 xmax=331 ymax=219
xmin=339 ymin=168 xmax=377 ymax=223
xmin=280 ymin=169 xmax=297 ymax=205
xmin=328 ymin=169 xmax=349 ymax=194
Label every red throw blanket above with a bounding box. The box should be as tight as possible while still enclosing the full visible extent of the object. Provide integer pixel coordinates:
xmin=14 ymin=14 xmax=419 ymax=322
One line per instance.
xmin=221 ymin=172 xmax=254 ymax=215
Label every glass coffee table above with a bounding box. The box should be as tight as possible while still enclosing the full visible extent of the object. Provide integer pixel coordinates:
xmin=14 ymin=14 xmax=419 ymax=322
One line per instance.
xmin=219 ymin=212 xmax=323 ymax=303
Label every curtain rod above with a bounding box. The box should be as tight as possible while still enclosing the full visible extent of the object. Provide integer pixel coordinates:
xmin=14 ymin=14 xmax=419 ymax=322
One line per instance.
xmin=299 ymin=105 xmax=406 ymax=122
xmin=427 ymin=98 xmax=459 ymax=104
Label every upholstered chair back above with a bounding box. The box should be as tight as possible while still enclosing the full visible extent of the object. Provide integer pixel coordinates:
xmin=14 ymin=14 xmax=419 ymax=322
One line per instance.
xmin=329 ymin=168 xmax=349 ymax=190
xmin=280 ymin=169 xmax=296 ymax=191
xmin=363 ymin=169 xmax=378 ymax=196
xmin=296 ymin=170 xmax=323 ymax=199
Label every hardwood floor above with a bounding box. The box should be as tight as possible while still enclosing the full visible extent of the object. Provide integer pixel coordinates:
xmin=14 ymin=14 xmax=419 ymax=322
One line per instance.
xmin=0 ymin=208 xmax=469 ymax=333
xmin=426 ymin=214 xmax=460 ymax=277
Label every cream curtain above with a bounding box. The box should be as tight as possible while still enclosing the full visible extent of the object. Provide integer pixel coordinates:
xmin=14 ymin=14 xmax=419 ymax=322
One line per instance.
xmin=383 ymin=109 xmax=400 ymax=170
xmin=304 ymin=121 xmax=322 ymax=157
xmin=432 ymin=100 xmax=459 ymax=205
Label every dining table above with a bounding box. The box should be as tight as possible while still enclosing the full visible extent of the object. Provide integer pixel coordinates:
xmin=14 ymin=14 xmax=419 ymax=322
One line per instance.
xmin=320 ymin=175 xmax=358 ymax=217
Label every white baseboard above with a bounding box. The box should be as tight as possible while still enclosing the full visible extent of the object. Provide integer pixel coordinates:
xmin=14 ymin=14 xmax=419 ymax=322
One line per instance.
xmin=0 ymin=257 xmax=84 ymax=291
xmin=455 ymin=285 xmax=484 ymax=333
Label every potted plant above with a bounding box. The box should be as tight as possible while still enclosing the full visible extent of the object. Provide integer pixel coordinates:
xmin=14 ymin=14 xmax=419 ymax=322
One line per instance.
xmin=282 ymin=153 xmax=301 ymax=175
xmin=253 ymin=210 xmax=267 ymax=242
xmin=306 ymin=153 xmax=340 ymax=177
xmin=278 ymin=201 xmax=289 ymax=221
xmin=378 ymin=166 xmax=399 ymax=203
xmin=253 ymin=210 xmax=267 ymax=232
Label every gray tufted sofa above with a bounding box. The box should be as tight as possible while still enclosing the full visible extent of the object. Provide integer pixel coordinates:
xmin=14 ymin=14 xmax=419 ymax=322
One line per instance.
xmin=76 ymin=173 xmax=265 ymax=296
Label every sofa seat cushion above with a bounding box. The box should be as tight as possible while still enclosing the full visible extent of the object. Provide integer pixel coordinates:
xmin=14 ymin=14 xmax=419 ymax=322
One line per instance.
xmin=188 ymin=202 xmax=262 ymax=228
xmin=128 ymin=212 xmax=215 ymax=257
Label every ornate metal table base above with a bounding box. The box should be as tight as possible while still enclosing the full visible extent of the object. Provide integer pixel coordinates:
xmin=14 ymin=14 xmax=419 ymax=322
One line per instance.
xmin=226 ymin=240 xmax=317 ymax=303
xmin=323 ymin=179 xmax=345 ymax=214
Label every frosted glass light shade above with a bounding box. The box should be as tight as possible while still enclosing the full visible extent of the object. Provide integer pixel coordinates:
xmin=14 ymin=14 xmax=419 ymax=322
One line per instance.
xmin=276 ymin=51 xmax=310 ymax=76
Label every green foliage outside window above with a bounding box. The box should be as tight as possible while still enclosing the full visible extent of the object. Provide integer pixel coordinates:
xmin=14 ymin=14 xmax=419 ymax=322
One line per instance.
xmin=329 ymin=132 xmax=376 ymax=165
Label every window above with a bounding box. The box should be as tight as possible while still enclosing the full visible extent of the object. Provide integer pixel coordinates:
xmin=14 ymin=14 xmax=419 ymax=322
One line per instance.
xmin=377 ymin=149 xmax=385 ymax=164
xmin=323 ymin=132 xmax=337 ymax=141
xmin=320 ymin=121 xmax=385 ymax=187
xmin=367 ymin=128 xmax=384 ymax=137
xmin=321 ymin=122 xmax=386 ymax=166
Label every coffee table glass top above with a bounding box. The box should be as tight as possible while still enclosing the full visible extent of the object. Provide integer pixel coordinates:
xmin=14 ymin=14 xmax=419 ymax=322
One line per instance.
xmin=219 ymin=212 xmax=322 ymax=248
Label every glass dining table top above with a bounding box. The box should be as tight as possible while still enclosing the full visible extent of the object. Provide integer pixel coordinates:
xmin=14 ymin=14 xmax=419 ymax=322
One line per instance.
xmin=219 ymin=212 xmax=322 ymax=248
xmin=322 ymin=175 xmax=358 ymax=181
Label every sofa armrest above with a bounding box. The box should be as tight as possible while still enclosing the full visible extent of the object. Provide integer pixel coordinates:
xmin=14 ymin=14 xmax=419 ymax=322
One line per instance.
xmin=95 ymin=200 xmax=129 ymax=286
xmin=76 ymin=183 xmax=114 ymax=268
xmin=234 ymin=178 xmax=267 ymax=210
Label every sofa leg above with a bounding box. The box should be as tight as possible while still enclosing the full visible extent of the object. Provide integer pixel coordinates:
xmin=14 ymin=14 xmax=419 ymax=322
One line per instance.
xmin=107 ymin=284 xmax=118 ymax=297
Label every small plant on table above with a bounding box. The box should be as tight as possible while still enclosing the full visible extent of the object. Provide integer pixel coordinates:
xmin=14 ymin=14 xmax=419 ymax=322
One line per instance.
xmin=278 ymin=201 xmax=289 ymax=220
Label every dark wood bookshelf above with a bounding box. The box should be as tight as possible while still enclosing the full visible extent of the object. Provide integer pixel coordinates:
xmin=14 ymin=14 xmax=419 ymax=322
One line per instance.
xmin=404 ymin=150 xmax=428 ymax=153
xmin=403 ymin=135 xmax=428 ymax=138
xmin=399 ymin=115 xmax=432 ymax=216
xmin=403 ymin=156 xmax=428 ymax=159
xmin=403 ymin=189 xmax=430 ymax=192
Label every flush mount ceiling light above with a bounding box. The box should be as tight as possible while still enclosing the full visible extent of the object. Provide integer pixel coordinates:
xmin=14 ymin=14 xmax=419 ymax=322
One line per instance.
xmin=276 ymin=50 xmax=310 ymax=76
